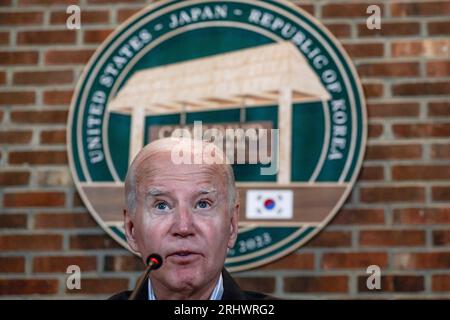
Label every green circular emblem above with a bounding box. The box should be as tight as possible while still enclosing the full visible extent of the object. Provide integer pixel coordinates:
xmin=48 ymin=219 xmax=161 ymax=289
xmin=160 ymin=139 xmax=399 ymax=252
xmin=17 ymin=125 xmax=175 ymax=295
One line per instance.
xmin=68 ymin=0 xmax=367 ymax=272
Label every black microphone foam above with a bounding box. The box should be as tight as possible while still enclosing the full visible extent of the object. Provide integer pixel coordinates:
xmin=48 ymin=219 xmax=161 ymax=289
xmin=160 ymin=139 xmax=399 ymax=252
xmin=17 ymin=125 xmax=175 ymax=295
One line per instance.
xmin=146 ymin=253 xmax=163 ymax=270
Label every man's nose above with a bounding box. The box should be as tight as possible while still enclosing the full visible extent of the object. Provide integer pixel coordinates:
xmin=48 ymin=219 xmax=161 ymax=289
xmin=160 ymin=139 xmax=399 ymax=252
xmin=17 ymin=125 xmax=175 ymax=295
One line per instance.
xmin=171 ymin=206 xmax=195 ymax=238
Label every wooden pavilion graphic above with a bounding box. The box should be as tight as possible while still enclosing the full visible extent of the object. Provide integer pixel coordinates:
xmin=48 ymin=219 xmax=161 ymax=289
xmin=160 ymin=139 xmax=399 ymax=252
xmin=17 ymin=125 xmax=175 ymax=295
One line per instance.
xmin=108 ymin=41 xmax=330 ymax=184
xmin=82 ymin=41 xmax=347 ymax=228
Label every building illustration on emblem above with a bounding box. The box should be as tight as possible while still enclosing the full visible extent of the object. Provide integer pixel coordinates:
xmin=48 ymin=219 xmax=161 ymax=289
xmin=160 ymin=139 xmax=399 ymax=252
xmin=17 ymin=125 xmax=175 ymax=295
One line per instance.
xmin=109 ymin=41 xmax=330 ymax=181
xmin=80 ymin=41 xmax=351 ymax=230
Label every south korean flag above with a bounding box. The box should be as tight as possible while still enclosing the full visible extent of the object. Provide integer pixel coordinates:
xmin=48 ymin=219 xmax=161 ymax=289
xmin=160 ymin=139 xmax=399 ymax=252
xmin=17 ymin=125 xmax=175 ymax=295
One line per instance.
xmin=246 ymin=190 xmax=293 ymax=220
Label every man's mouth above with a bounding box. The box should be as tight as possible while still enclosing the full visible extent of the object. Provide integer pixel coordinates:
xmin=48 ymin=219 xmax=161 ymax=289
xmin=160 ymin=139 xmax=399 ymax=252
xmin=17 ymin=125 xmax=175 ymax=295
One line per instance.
xmin=167 ymin=251 xmax=201 ymax=264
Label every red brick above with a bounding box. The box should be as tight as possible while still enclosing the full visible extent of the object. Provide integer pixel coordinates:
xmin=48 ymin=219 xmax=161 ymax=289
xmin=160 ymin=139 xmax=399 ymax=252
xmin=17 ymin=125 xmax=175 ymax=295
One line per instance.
xmin=34 ymin=212 xmax=97 ymax=229
xmin=0 ymin=51 xmax=38 ymax=65
xmin=392 ymin=1 xmax=450 ymax=17
xmin=83 ymin=29 xmax=113 ymax=44
xmin=433 ymin=230 xmax=450 ymax=246
xmin=305 ymin=231 xmax=351 ymax=248
xmin=0 ymin=279 xmax=58 ymax=295
xmin=427 ymin=60 xmax=450 ymax=77
xmin=87 ymin=0 xmax=141 ymax=3
xmin=235 ymin=277 xmax=275 ymax=293
xmin=331 ymin=208 xmax=385 ymax=225
xmin=117 ymin=8 xmax=141 ymax=23
xmin=322 ymin=3 xmax=384 ymax=18
xmin=358 ymin=22 xmax=420 ymax=37
xmin=73 ymin=192 xmax=84 ymax=207
xmin=359 ymin=230 xmax=426 ymax=247
xmin=368 ymin=102 xmax=420 ymax=118
xmin=284 ymin=276 xmax=348 ymax=293
xmin=392 ymin=41 xmax=422 ymax=57
xmin=50 ymin=10 xmax=109 ymax=24
xmin=0 ymin=31 xmax=9 ymax=45
xmin=70 ymin=234 xmax=122 ymax=250
xmin=428 ymin=21 xmax=450 ymax=35
xmin=0 ymin=171 xmax=30 ymax=186
xmin=342 ymin=43 xmax=384 ymax=58
xmin=0 ymin=214 xmax=27 ymax=228
xmin=33 ymin=256 xmax=97 ymax=272
xmin=261 ymin=252 xmax=314 ymax=270
xmin=11 ymin=110 xmax=68 ymax=124
xmin=366 ymin=144 xmax=422 ymax=160
xmin=359 ymin=166 xmax=384 ymax=181
xmin=362 ymin=83 xmax=383 ymax=98
xmin=324 ymin=23 xmax=351 ymax=38
xmin=433 ymin=186 xmax=450 ymax=201
xmin=394 ymin=208 xmax=450 ymax=225
xmin=3 ymin=192 xmax=66 ymax=208
xmin=43 ymin=90 xmax=73 ymax=105
xmin=37 ymin=170 xmax=71 ymax=187
xmin=429 ymin=101 xmax=450 ymax=117
xmin=0 ymin=234 xmax=63 ymax=251
xmin=394 ymin=252 xmax=450 ymax=269
xmin=358 ymin=62 xmax=419 ymax=77
xmin=45 ymin=49 xmax=94 ymax=65
xmin=295 ymin=4 xmax=314 ymax=16
xmin=0 ymin=91 xmax=35 ymax=105
xmin=13 ymin=70 xmax=72 ymax=85
xmin=322 ymin=252 xmax=388 ymax=270
xmin=393 ymin=123 xmax=450 ymax=138
xmin=368 ymin=124 xmax=383 ymax=138
xmin=432 ymin=275 xmax=450 ymax=292
xmin=66 ymin=278 xmax=128 ymax=295
xmin=8 ymin=150 xmax=68 ymax=165
xmin=19 ymin=0 xmax=80 ymax=4
xmin=360 ymin=186 xmax=425 ymax=203
xmin=104 ymin=255 xmax=144 ymax=272
xmin=0 ymin=71 xmax=5 ymax=85
xmin=431 ymin=143 xmax=450 ymax=159
xmin=393 ymin=81 xmax=450 ymax=96
xmin=17 ymin=30 xmax=75 ymax=45
xmin=391 ymin=40 xmax=449 ymax=58
xmin=0 ymin=131 xmax=32 ymax=144
xmin=40 ymin=130 xmax=66 ymax=144
xmin=0 ymin=257 xmax=25 ymax=273
xmin=0 ymin=12 xmax=43 ymax=25
xmin=392 ymin=165 xmax=450 ymax=180
xmin=358 ymin=275 xmax=424 ymax=292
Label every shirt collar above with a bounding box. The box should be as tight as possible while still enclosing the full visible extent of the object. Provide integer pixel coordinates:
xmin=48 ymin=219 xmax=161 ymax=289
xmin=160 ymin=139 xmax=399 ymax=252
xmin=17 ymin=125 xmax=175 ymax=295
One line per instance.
xmin=148 ymin=273 xmax=223 ymax=300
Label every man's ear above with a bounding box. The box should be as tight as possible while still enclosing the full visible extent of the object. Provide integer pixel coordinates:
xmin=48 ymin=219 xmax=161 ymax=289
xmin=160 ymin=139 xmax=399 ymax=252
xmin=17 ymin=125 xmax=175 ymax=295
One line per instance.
xmin=124 ymin=209 xmax=139 ymax=253
xmin=227 ymin=203 xmax=240 ymax=249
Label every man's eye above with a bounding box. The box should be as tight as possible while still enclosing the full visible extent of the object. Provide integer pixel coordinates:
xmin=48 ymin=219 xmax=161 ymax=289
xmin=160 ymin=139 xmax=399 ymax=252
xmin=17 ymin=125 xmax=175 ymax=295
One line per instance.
xmin=155 ymin=201 xmax=170 ymax=211
xmin=195 ymin=200 xmax=211 ymax=209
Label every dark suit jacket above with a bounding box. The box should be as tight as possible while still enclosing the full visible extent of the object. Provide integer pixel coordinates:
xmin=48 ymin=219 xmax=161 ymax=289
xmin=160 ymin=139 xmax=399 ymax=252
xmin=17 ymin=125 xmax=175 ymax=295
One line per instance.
xmin=109 ymin=269 xmax=273 ymax=300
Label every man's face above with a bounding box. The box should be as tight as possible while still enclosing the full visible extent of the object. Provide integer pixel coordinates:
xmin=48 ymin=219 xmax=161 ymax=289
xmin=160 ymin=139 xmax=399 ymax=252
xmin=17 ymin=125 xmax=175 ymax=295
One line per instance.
xmin=124 ymin=151 xmax=239 ymax=297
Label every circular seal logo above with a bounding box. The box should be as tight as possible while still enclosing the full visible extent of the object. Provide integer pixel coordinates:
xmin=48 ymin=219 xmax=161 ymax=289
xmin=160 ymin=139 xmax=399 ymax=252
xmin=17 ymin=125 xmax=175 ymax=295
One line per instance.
xmin=68 ymin=0 xmax=367 ymax=272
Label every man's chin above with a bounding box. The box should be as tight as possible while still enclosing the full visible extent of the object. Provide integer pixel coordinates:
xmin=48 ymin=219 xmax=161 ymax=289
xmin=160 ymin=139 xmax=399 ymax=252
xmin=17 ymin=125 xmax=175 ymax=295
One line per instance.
xmin=163 ymin=271 xmax=203 ymax=292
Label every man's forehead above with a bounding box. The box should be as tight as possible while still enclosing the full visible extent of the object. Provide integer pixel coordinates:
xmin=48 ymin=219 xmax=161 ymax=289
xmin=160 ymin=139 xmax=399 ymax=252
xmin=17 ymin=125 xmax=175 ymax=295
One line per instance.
xmin=145 ymin=185 xmax=218 ymax=196
xmin=136 ymin=150 xmax=226 ymax=178
xmin=136 ymin=163 xmax=226 ymax=192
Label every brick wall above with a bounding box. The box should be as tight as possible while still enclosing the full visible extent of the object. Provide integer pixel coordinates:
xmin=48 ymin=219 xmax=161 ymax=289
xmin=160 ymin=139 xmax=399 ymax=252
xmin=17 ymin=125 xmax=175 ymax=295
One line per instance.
xmin=0 ymin=0 xmax=449 ymax=299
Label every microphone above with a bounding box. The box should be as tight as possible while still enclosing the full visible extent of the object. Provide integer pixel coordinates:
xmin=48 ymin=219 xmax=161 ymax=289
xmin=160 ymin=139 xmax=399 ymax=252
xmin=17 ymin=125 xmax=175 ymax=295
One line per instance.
xmin=129 ymin=253 xmax=163 ymax=300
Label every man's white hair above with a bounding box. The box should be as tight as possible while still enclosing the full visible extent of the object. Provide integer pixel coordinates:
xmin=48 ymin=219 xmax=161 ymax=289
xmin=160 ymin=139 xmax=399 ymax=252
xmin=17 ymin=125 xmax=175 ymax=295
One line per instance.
xmin=125 ymin=137 xmax=238 ymax=215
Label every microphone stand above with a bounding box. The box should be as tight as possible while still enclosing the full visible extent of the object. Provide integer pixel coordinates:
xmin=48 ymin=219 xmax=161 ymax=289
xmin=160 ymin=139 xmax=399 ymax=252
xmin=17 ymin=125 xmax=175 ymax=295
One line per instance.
xmin=129 ymin=254 xmax=163 ymax=300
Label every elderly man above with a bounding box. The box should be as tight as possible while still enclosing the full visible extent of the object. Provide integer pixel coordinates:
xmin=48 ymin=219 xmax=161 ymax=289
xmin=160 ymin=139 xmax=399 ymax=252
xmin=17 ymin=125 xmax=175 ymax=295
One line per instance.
xmin=110 ymin=137 xmax=271 ymax=300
